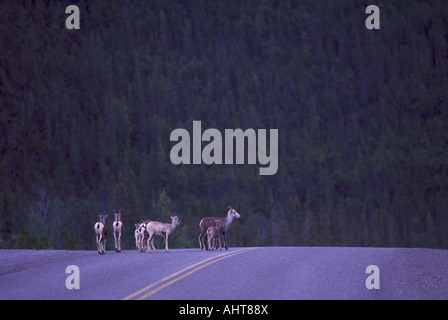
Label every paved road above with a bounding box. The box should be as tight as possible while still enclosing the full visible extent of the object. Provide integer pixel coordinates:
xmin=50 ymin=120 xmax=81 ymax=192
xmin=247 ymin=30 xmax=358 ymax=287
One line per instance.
xmin=0 ymin=247 xmax=447 ymax=300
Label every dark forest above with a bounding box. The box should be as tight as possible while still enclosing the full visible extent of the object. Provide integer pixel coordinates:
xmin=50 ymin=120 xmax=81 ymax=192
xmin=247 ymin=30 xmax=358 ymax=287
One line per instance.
xmin=1 ymin=0 xmax=447 ymax=250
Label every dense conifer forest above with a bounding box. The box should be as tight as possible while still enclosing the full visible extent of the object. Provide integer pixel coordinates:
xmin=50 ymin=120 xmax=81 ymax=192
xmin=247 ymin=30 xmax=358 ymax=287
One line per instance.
xmin=1 ymin=0 xmax=447 ymax=250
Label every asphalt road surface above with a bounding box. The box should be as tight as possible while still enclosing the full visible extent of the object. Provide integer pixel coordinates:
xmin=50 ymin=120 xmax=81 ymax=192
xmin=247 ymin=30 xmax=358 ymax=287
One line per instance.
xmin=1 ymin=247 xmax=447 ymax=300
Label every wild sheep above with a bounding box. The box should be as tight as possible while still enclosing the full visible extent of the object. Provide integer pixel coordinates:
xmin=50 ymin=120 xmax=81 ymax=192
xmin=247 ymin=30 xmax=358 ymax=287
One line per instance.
xmin=207 ymin=220 xmax=225 ymax=251
xmin=113 ymin=210 xmax=124 ymax=252
xmin=146 ymin=216 xmax=180 ymax=253
xmin=199 ymin=206 xmax=240 ymax=250
xmin=94 ymin=214 xmax=108 ymax=255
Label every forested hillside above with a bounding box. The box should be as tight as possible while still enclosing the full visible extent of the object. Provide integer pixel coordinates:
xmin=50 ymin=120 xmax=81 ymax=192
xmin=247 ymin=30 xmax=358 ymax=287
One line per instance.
xmin=1 ymin=0 xmax=447 ymax=250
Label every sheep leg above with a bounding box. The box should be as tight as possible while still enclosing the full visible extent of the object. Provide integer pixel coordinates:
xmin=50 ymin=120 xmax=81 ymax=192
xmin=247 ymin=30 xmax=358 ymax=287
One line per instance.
xmin=146 ymin=235 xmax=154 ymax=252
xmin=138 ymin=237 xmax=142 ymax=252
xmin=204 ymin=234 xmax=209 ymax=250
xmin=98 ymin=235 xmax=103 ymax=254
xmin=140 ymin=235 xmax=145 ymax=252
xmin=217 ymin=236 xmax=222 ymax=251
xmin=204 ymin=233 xmax=209 ymax=250
xmin=200 ymin=234 xmax=204 ymax=249
xmin=114 ymin=233 xmax=118 ymax=252
xmin=205 ymin=235 xmax=210 ymax=251
xmin=199 ymin=232 xmax=206 ymax=250
xmin=164 ymin=234 xmax=169 ymax=253
xmin=222 ymin=232 xmax=228 ymax=250
xmin=100 ymin=236 xmax=106 ymax=254
xmin=96 ymin=234 xmax=101 ymax=254
xmin=117 ymin=232 xmax=122 ymax=252
xmin=151 ymin=235 xmax=158 ymax=253
xmin=207 ymin=236 xmax=212 ymax=251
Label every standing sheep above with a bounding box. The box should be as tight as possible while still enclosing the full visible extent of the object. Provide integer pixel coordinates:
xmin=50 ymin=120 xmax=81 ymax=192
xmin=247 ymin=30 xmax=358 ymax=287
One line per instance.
xmin=113 ymin=210 xmax=124 ymax=252
xmin=199 ymin=206 xmax=240 ymax=250
xmin=207 ymin=220 xmax=226 ymax=251
xmin=94 ymin=214 xmax=108 ymax=255
xmin=146 ymin=216 xmax=180 ymax=253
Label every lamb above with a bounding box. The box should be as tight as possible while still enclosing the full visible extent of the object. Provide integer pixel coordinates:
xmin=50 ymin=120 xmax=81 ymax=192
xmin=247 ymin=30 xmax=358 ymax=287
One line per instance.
xmin=146 ymin=216 xmax=180 ymax=253
xmin=206 ymin=220 xmax=225 ymax=251
xmin=199 ymin=206 xmax=240 ymax=250
xmin=135 ymin=220 xmax=150 ymax=252
xmin=94 ymin=214 xmax=108 ymax=255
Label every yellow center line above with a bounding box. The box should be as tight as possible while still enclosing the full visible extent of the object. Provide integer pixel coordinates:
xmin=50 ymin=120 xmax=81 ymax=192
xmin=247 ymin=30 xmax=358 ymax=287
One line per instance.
xmin=137 ymin=248 xmax=255 ymax=300
xmin=122 ymin=248 xmax=256 ymax=300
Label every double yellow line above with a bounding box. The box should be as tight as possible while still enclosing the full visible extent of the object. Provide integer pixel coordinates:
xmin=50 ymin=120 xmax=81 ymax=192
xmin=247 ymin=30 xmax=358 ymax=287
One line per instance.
xmin=122 ymin=248 xmax=256 ymax=300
